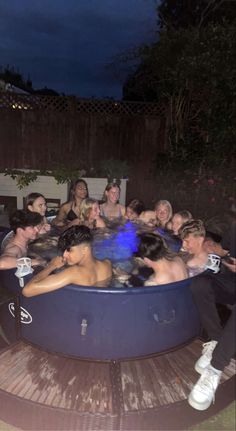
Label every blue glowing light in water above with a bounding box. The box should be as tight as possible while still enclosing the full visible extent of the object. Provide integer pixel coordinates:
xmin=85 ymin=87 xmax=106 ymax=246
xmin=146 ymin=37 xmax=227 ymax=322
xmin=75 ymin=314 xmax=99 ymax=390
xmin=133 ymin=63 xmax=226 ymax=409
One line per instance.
xmin=92 ymin=221 xmax=139 ymax=263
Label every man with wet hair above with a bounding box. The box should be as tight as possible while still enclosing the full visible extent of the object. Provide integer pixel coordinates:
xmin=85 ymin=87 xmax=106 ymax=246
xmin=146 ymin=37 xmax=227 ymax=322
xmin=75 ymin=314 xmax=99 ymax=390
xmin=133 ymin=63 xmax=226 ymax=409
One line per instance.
xmin=57 ymin=223 xmax=92 ymax=250
xmin=179 ymin=219 xmax=208 ymax=277
xmin=22 ymin=225 xmax=112 ymax=297
xmin=0 ymin=210 xmax=43 ymax=269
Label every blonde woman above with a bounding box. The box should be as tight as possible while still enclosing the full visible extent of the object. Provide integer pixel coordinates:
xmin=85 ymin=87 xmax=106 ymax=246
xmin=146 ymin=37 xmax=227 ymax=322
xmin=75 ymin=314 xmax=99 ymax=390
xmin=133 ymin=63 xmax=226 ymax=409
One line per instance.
xmin=80 ymin=198 xmax=106 ymax=229
xmin=154 ymin=200 xmax=173 ymax=229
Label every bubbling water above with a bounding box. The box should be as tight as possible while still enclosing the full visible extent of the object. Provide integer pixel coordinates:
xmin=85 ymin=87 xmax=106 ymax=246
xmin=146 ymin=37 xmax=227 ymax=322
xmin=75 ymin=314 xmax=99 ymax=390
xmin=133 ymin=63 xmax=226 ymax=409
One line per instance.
xmin=28 ymin=221 xmax=181 ymax=288
xmin=93 ymin=221 xmax=138 ymax=262
xmin=92 ymin=221 xmax=181 ymax=287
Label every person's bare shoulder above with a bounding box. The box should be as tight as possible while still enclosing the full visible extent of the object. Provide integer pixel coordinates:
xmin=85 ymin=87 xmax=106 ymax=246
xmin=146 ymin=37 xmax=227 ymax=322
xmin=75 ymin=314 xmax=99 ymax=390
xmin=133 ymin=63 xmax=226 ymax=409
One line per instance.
xmin=66 ymin=265 xmax=90 ymax=285
xmin=53 ymin=201 xmax=71 ymax=225
xmin=61 ymin=201 xmax=71 ymax=210
xmin=96 ymin=216 xmax=106 ymax=228
xmin=3 ymin=243 xmax=23 ymax=258
xmin=104 ymin=258 xmax=112 ymax=270
xmin=97 ymin=258 xmax=112 ymax=278
xmin=119 ymin=204 xmax=126 ymax=216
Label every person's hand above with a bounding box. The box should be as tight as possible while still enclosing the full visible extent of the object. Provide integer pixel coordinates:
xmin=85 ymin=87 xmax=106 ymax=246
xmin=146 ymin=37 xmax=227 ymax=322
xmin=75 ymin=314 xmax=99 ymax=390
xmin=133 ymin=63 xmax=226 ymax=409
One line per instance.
xmin=44 ymin=223 xmax=51 ymax=232
xmin=48 ymin=256 xmax=65 ymax=270
xmin=36 ymin=223 xmax=51 ymax=235
xmin=31 ymin=257 xmax=47 ymax=267
xmin=222 ymin=256 xmax=236 ymax=273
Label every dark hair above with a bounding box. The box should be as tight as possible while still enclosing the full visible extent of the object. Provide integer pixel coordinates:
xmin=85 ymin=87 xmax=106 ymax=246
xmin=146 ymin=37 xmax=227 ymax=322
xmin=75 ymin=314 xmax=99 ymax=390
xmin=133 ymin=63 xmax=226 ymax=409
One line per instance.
xmin=9 ymin=210 xmax=43 ymax=233
xmin=69 ymin=179 xmax=88 ymax=201
xmin=137 ymin=233 xmax=175 ymax=261
xmin=25 ymin=192 xmax=45 ymax=209
xmin=58 ymin=225 xmax=92 ymax=252
xmin=127 ymin=199 xmax=145 ymax=216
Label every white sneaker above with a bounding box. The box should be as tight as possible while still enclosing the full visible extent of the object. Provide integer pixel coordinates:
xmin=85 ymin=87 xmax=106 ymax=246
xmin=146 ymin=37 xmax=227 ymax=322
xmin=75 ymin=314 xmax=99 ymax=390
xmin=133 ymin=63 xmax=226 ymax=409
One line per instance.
xmin=188 ymin=365 xmax=222 ymax=411
xmin=195 ymin=340 xmax=218 ymax=374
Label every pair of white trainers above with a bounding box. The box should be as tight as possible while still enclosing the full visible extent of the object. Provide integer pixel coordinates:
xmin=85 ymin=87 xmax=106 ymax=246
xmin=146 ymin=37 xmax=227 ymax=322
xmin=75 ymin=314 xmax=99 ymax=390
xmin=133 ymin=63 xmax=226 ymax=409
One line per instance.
xmin=188 ymin=340 xmax=222 ymax=411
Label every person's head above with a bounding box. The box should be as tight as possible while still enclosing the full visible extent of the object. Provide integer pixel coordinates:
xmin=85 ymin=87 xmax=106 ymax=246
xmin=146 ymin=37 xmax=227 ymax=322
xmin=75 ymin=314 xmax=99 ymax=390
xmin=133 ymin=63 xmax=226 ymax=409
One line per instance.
xmin=70 ymin=179 xmax=88 ymax=201
xmin=137 ymin=232 xmax=174 ymax=267
xmin=179 ymin=219 xmax=206 ymax=254
xmin=9 ymin=210 xmax=43 ymax=240
xmin=58 ymin=225 xmax=92 ymax=265
xmin=104 ymin=182 xmax=120 ymax=204
xmin=154 ymin=200 xmax=173 ymax=226
xmin=171 ymin=210 xmax=193 ymax=235
xmin=138 ymin=210 xmax=156 ymax=226
xmin=80 ymin=198 xmax=100 ymax=222
xmin=126 ymin=199 xmax=145 ymax=221
xmin=25 ymin=193 xmax=47 ymax=217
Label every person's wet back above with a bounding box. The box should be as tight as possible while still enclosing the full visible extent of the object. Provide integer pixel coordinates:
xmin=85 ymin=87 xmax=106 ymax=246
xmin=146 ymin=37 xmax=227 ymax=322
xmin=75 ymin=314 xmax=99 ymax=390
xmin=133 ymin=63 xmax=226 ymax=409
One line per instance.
xmin=136 ymin=232 xmax=188 ymax=285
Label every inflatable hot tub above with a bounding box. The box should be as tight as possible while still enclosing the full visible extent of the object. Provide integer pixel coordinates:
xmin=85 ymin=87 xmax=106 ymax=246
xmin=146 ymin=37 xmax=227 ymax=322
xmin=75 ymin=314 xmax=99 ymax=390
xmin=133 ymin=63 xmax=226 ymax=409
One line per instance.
xmin=0 ymin=269 xmax=200 ymax=360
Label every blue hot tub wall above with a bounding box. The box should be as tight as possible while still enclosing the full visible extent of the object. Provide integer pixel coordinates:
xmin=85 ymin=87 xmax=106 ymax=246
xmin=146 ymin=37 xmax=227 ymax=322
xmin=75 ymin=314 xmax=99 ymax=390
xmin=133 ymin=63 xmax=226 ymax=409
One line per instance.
xmin=0 ymin=269 xmax=200 ymax=360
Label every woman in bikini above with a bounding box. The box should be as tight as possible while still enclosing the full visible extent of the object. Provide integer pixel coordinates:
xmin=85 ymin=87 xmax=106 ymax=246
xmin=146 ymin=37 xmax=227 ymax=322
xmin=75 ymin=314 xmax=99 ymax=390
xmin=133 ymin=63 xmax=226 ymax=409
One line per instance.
xmin=100 ymin=182 xmax=125 ymax=222
xmin=53 ymin=179 xmax=88 ymax=228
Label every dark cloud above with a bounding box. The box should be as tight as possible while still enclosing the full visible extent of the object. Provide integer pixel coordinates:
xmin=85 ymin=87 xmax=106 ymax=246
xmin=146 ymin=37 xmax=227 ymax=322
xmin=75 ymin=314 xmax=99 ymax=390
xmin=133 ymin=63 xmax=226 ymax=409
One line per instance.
xmin=0 ymin=0 xmax=158 ymax=98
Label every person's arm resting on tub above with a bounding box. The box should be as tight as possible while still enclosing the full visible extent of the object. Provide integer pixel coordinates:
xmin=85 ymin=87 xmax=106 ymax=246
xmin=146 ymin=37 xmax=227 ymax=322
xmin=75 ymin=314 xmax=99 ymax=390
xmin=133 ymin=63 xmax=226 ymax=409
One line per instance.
xmin=22 ymin=256 xmax=77 ymax=297
xmin=23 ymin=225 xmax=113 ymax=297
xmin=0 ymin=246 xmax=44 ymax=270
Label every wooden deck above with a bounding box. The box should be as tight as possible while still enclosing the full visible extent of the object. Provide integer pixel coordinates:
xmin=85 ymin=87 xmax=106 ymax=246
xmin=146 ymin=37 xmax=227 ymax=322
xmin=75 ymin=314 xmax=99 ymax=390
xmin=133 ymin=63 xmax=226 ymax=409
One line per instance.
xmin=0 ymin=339 xmax=235 ymax=430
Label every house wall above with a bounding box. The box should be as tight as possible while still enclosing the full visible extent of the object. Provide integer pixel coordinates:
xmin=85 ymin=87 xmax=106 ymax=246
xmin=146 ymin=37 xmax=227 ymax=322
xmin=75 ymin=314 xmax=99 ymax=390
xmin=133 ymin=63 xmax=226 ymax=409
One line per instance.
xmin=0 ymin=173 xmax=127 ymax=210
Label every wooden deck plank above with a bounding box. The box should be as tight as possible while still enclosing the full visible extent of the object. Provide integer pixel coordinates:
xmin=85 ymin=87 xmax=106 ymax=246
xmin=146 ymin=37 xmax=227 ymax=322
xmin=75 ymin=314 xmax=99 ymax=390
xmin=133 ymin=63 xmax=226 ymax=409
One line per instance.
xmin=0 ymin=351 xmax=32 ymax=393
xmin=121 ymin=341 xmax=236 ymax=413
xmin=154 ymin=356 xmax=189 ymax=402
xmin=0 ymin=339 xmax=235 ymax=417
xmin=43 ymin=357 xmax=75 ymax=408
xmin=0 ymin=345 xmax=30 ymax=385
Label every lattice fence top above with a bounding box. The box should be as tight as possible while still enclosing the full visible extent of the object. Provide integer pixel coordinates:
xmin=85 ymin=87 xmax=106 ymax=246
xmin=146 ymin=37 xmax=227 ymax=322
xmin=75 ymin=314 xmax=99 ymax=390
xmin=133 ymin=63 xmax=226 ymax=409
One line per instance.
xmin=0 ymin=91 xmax=165 ymax=117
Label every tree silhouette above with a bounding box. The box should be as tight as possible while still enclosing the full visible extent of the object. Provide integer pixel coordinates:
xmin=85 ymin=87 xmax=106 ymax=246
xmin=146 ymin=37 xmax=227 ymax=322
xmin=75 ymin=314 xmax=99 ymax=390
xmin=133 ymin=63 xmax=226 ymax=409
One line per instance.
xmin=157 ymin=0 xmax=236 ymax=30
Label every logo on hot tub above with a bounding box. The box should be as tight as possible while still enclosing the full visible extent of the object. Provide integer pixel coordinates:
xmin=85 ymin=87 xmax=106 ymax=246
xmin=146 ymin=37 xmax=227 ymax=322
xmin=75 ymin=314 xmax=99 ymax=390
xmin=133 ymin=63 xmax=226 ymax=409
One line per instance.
xmin=8 ymin=303 xmax=32 ymax=324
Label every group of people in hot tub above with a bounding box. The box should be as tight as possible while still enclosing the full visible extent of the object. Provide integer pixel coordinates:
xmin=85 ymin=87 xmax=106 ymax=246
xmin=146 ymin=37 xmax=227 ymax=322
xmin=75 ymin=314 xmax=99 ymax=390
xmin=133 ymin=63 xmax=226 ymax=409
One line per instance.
xmin=0 ymin=178 xmax=235 ymax=412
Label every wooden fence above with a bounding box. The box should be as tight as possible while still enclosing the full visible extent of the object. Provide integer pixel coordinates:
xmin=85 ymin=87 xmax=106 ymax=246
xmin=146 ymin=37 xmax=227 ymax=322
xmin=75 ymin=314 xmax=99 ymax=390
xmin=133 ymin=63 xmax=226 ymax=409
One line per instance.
xmin=0 ymin=92 xmax=170 ymax=206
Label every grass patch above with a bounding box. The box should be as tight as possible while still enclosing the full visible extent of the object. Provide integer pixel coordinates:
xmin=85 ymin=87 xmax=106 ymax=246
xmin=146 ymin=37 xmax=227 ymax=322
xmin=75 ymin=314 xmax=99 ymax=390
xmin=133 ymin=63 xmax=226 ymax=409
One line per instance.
xmin=190 ymin=401 xmax=236 ymax=430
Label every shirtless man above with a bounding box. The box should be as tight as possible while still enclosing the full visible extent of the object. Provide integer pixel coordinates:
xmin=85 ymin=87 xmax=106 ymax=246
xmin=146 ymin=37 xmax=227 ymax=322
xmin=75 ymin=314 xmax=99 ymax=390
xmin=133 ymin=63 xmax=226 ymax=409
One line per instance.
xmin=0 ymin=210 xmax=43 ymax=270
xmin=179 ymin=219 xmax=208 ymax=277
xmin=136 ymin=232 xmax=188 ymax=285
xmin=22 ymin=225 xmax=112 ymax=297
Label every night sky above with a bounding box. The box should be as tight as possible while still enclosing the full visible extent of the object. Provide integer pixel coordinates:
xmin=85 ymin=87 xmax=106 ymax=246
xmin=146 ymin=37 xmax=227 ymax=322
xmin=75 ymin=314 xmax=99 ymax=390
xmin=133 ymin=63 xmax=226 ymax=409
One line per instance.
xmin=0 ymin=0 xmax=158 ymax=99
